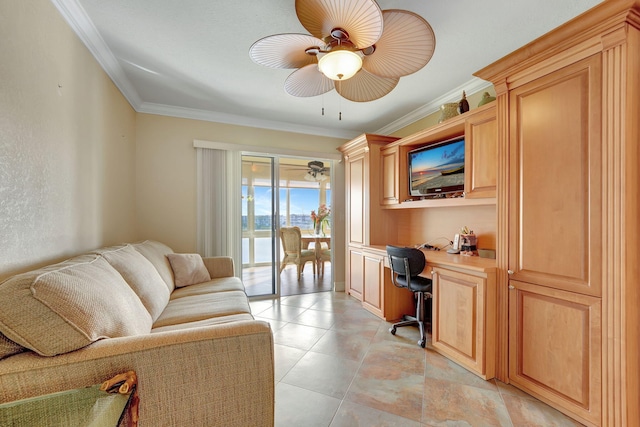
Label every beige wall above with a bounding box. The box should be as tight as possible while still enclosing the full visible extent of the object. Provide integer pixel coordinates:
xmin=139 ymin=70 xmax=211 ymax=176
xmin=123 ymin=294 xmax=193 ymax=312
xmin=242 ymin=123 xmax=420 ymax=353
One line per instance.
xmin=135 ymin=114 xmax=347 ymax=283
xmin=0 ymin=0 xmax=347 ymax=287
xmin=0 ymin=0 xmax=137 ymax=280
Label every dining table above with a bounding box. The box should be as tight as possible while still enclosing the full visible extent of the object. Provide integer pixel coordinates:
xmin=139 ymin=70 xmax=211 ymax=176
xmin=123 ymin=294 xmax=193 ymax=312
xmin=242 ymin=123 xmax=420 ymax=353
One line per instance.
xmin=301 ymin=234 xmax=331 ymax=249
xmin=301 ymin=234 xmax=331 ymax=264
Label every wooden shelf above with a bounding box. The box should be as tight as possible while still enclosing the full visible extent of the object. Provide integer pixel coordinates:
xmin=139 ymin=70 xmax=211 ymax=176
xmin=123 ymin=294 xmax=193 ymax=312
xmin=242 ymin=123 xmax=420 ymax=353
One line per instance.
xmin=383 ymin=197 xmax=496 ymax=209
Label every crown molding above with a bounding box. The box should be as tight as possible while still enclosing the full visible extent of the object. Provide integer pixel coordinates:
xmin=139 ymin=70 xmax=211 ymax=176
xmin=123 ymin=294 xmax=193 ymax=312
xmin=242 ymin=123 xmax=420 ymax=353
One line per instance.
xmin=139 ymin=103 xmax=359 ymax=140
xmin=51 ymin=0 xmax=491 ymax=141
xmin=51 ymin=0 xmax=356 ymax=140
xmin=374 ymin=78 xmax=493 ymax=135
xmin=51 ymin=0 xmax=142 ymax=108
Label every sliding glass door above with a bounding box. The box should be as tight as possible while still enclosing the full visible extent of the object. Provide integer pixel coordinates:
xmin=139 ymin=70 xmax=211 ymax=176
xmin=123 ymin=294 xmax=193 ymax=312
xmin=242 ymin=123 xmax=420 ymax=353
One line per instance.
xmin=242 ymin=155 xmax=332 ymax=298
xmin=242 ymin=156 xmax=277 ymax=297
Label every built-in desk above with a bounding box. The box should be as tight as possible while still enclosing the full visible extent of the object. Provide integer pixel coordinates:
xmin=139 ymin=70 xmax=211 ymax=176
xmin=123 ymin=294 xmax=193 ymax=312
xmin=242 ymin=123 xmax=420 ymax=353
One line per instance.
xmin=363 ymin=246 xmax=497 ymax=380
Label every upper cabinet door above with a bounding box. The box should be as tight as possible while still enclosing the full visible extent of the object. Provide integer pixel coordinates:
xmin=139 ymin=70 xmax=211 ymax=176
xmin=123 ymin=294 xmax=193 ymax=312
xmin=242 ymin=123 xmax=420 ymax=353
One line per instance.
xmin=346 ymin=152 xmax=366 ymax=246
xmin=380 ymin=147 xmax=400 ymax=205
xmin=508 ymin=54 xmax=602 ymax=296
xmin=464 ymin=105 xmax=497 ymax=199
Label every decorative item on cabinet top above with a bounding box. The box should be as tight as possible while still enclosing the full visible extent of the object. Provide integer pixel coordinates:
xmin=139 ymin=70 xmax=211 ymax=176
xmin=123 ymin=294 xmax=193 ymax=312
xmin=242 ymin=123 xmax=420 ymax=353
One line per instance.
xmin=458 ymin=91 xmax=470 ymax=114
xmin=438 ymin=103 xmax=459 ymax=123
xmin=477 ymin=91 xmax=496 ymax=107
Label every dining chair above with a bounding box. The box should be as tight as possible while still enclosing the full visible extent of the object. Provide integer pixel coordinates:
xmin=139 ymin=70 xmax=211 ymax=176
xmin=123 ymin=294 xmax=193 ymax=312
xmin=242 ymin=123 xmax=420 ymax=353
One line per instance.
xmin=316 ymin=241 xmax=331 ymax=275
xmin=279 ymin=226 xmax=316 ymax=280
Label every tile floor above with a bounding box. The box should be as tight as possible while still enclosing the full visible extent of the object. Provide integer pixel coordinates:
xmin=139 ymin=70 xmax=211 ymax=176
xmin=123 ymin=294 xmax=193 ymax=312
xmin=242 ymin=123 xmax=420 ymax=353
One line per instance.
xmin=249 ymin=291 xmax=585 ymax=427
xmin=244 ymin=263 xmax=333 ymax=297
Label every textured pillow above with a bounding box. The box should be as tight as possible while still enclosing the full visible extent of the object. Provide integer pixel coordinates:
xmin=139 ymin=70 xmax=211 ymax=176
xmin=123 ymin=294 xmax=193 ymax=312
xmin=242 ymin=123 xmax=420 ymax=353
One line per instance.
xmin=0 ymin=255 xmax=152 ymax=356
xmin=0 ymin=333 xmax=25 ymax=360
xmin=166 ymin=253 xmax=211 ymax=288
xmin=132 ymin=240 xmax=175 ymax=291
xmin=100 ymin=245 xmax=171 ymax=321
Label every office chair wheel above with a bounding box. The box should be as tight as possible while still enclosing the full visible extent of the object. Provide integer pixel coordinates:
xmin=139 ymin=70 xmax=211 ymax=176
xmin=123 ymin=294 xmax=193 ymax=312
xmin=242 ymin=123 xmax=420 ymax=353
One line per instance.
xmin=389 ymin=326 xmax=397 ymax=335
xmin=418 ymin=338 xmax=426 ymax=348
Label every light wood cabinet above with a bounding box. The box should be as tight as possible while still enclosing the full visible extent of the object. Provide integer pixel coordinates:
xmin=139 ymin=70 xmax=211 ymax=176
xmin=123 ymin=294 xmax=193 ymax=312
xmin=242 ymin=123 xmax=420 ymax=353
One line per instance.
xmin=345 ymin=150 xmax=366 ymax=246
xmin=379 ymin=104 xmax=498 ymax=210
xmin=362 ymin=250 xmax=384 ymax=317
xmin=464 ymin=105 xmax=497 ymax=199
xmin=338 ymin=3 xmax=640 ymax=426
xmin=431 ymin=266 xmax=496 ymax=379
xmin=380 ymin=146 xmax=402 ymax=205
xmin=346 ymin=245 xmax=415 ymax=320
xmin=475 ymin=2 xmax=640 ymax=425
xmin=347 ymin=247 xmax=364 ymax=301
xmin=339 ymin=134 xmax=398 ymax=299
xmin=508 ymin=55 xmax=602 ymax=297
xmin=508 ymin=280 xmax=601 ymax=426
xmin=501 ymin=55 xmax=602 ymax=424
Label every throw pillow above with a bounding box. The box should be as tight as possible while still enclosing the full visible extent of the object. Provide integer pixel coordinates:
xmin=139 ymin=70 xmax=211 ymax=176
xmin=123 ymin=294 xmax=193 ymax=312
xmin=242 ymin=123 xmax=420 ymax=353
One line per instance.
xmin=166 ymin=253 xmax=211 ymax=287
xmin=0 ymin=255 xmax=152 ymax=356
xmin=100 ymin=245 xmax=171 ymax=322
xmin=0 ymin=333 xmax=25 ymax=360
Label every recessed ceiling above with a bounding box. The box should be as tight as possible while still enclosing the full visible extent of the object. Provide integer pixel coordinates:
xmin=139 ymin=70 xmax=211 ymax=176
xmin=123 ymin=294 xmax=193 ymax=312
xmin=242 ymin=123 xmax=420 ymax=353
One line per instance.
xmin=53 ymin=0 xmax=602 ymax=139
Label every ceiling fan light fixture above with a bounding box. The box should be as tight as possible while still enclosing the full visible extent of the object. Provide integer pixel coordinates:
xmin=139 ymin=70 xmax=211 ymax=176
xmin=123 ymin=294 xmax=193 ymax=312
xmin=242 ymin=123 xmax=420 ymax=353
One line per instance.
xmin=318 ymin=49 xmax=362 ymax=81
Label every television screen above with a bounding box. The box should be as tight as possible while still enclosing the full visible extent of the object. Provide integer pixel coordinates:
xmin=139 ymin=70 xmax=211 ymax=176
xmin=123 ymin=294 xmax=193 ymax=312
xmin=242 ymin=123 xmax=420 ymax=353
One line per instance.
xmin=408 ymin=136 xmax=465 ymax=196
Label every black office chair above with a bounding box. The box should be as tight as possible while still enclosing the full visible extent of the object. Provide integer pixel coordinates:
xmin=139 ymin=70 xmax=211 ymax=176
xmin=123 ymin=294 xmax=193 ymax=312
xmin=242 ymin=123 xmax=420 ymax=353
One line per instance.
xmin=386 ymin=245 xmax=433 ymax=348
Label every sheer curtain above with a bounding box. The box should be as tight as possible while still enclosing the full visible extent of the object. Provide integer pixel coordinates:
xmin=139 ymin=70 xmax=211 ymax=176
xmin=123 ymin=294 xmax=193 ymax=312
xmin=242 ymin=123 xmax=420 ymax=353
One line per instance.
xmin=195 ymin=147 xmax=242 ymax=269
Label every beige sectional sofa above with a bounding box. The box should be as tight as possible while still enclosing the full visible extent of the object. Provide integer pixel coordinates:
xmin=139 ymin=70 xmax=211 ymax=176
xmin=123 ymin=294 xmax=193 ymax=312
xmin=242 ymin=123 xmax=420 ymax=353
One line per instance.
xmin=0 ymin=240 xmax=274 ymax=426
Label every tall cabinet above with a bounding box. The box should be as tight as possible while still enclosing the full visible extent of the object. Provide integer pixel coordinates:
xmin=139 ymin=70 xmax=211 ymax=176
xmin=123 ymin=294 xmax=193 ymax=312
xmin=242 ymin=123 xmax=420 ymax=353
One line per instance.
xmin=339 ymin=134 xmax=399 ymax=311
xmin=476 ymin=1 xmax=640 ymax=426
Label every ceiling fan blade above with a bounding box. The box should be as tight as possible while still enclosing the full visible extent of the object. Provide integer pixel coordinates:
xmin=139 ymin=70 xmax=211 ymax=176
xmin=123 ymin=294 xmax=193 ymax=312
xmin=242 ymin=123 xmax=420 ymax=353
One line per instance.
xmin=295 ymin=0 xmax=383 ymax=49
xmin=249 ymin=34 xmax=325 ymax=69
xmin=362 ymin=10 xmax=436 ymax=78
xmin=335 ymin=69 xmax=398 ymax=102
xmin=284 ymin=64 xmax=334 ymax=97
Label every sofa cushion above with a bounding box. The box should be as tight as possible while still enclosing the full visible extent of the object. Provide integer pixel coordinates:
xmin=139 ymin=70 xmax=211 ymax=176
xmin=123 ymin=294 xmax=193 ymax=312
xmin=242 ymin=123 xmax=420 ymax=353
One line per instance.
xmin=170 ymin=277 xmax=246 ymax=300
xmin=152 ymin=291 xmax=251 ymax=328
xmin=166 ymin=253 xmax=211 ymax=288
xmin=100 ymin=245 xmax=171 ymax=321
xmin=0 ymin=255 xmax=152 ymax=356
xmin=132 ymin=240 xmax=175 ymax=292
xmin=151 ymin=313 xmax=255 ymax=333
xmin=0 ymin=333 xmax=25 ymax=360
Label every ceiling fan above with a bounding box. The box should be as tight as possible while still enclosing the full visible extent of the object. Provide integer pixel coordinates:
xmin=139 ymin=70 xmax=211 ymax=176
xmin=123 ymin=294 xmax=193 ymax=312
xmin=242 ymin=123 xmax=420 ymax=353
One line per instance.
xmin=305 ymin=161 xmax=329 ymax=181
xmin=249 ymin=0 xmax=436 ymax=102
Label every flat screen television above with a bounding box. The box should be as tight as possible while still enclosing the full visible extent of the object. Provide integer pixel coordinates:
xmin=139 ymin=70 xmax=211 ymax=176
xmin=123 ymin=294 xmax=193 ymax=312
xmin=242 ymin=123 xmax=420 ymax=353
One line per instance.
xmin=408 ymin=136 xmax=465 ymax=197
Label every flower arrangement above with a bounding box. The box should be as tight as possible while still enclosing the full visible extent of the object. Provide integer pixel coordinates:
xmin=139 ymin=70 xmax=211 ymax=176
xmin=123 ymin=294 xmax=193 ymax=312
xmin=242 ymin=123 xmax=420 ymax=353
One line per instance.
xmin=311 ymin=204 xmax=331 ymax=235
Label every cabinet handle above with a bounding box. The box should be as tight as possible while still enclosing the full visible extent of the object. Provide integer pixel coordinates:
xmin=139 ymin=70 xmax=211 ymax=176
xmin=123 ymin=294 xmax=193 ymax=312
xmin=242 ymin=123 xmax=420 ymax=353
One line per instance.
xmin=508 ymin=285 xmax=515 ymax=290
xmin=507 ymin=270 xmax=514 ymax=275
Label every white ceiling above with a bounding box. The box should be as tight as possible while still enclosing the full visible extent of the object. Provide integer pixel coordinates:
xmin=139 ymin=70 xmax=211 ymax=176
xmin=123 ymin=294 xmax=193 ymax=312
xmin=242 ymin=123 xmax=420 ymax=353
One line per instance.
xmin=52 ymin=0 xmax=602 ymax=140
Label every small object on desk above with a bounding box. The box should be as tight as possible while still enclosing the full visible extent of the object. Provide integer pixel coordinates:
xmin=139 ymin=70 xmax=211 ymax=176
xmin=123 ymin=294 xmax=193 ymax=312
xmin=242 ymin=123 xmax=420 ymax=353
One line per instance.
xmin=478 ymin=248 xmax=496 ymax=259
xmin=460 ymin=231 xmax=478 ymax=256
xmin=447 ymin=248 xmax=460 ymax=254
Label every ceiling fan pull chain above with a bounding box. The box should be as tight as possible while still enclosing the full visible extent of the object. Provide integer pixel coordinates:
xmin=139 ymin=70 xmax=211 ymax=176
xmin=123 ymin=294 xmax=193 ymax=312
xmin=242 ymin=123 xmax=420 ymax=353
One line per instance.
xmin=338 ymin=82 xmax=342 ymax=120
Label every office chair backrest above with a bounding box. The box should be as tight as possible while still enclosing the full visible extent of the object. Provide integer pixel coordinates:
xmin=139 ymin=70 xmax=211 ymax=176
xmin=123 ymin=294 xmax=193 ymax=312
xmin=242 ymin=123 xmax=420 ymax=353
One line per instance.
xmin=386 ymin=245 xmax=426 ymax=278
